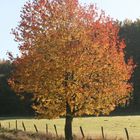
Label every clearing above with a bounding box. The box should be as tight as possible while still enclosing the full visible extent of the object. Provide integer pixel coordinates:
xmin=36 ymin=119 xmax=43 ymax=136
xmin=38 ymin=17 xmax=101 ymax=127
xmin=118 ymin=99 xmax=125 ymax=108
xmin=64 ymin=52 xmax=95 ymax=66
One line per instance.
xmin=0 ymin=115 xmax=140 ymax=139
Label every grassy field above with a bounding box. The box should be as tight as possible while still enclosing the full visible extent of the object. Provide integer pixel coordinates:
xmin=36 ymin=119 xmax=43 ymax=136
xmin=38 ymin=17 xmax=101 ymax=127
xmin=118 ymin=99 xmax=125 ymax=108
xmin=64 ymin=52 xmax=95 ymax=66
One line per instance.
xmin=0 ymin=116 xmax=140 ymax=139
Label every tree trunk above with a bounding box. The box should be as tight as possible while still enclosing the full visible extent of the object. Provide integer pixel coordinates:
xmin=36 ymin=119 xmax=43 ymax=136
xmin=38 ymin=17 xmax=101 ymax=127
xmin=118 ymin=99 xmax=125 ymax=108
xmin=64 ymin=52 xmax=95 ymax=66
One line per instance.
xmin=65 ymin=101 xmax=73 ymax=140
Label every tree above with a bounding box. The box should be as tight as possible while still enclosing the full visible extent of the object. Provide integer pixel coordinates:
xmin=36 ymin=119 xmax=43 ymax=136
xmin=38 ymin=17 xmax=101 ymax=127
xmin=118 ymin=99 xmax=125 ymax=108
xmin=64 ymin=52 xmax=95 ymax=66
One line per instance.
xmin=0 ymin=59 xmax=34 ymax=116
xmin=119 ymin=19 xmax=140 ymax=110
xmin=9 ymin=0 xmax=134 ymax=139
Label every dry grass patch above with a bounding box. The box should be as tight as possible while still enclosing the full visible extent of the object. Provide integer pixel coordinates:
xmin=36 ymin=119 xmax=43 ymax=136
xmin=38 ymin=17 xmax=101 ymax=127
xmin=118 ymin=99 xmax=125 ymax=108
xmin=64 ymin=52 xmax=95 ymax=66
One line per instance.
xmin=0 ymin=128 xmax=125 ymax=140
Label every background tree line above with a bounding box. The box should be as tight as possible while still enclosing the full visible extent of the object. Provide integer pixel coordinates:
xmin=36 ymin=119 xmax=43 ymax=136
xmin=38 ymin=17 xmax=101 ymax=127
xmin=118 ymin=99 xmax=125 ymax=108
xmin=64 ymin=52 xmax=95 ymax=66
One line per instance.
xmin=0 ymin=19 xmax=140 ymax=116
xmin=0 ymin=59 xmax=34 ymax=116
xmin=119 ymin=19 xmax=140 ymax=112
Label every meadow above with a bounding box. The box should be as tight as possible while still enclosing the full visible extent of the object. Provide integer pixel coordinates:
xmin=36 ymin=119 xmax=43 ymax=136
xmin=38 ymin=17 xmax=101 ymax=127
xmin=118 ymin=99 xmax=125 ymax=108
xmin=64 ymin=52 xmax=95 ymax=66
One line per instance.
xmin=0 ymin=116 xmax=140 ymax=139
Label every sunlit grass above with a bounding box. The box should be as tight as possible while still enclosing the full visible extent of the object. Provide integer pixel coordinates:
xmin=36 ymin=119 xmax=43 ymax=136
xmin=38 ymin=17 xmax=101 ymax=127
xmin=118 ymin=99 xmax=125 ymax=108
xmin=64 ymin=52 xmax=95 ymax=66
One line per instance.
xmin=0 ymin=116 xmax=140 ymax=139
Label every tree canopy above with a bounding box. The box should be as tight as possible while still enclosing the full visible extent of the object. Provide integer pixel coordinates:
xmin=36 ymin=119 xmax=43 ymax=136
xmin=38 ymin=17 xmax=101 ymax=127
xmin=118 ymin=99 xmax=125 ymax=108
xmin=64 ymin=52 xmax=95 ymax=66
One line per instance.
xmin=8 ymin=0 xmax=134 ymax=139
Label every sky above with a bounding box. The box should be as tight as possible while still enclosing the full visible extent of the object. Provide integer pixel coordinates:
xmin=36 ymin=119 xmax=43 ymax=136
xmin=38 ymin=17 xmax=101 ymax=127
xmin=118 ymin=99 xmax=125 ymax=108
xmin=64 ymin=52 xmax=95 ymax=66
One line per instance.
xmin=0 ymin=0 xmax=140 ymax=59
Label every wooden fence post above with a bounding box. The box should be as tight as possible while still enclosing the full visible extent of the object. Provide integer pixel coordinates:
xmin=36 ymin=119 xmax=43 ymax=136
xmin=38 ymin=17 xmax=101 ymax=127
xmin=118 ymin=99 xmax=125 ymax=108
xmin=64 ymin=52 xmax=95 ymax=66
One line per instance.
xmin=22 ymin=122 xmax=26 ymax=131
xmin=80 ymin=126 xmax=85 ymax=138
xmin=8 ymin=122 xmax=10 ymax=129
xmin=46 ymin=124 xmax=48 ymax=135
xmin=15 ymin=120 xmax=17 ymax=130
xmin=124 ymin=128 xmax=129 ymax=140
xmin=34 ymin=124 xmax=38 ymax=133
xmin=101 ymin=126 xmax=105 ymax=140
xmin=54 ymin=124 xmax=58 ymax=137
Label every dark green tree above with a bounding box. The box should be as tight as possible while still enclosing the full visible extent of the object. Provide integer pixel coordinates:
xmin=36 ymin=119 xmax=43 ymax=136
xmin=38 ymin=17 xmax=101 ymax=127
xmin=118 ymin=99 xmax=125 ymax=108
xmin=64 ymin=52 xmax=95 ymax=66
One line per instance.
xmin=119 ymin=19 xmax=140 ymax=111
xmin=0 ymin=59 xmax=34 ymax=116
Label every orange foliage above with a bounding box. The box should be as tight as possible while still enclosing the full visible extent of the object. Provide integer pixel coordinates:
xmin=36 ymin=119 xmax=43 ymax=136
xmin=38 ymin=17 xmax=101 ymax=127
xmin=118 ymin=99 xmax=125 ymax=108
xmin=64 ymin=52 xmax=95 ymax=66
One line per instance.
xmin=9 ymin=0 xmax=134 ymax=119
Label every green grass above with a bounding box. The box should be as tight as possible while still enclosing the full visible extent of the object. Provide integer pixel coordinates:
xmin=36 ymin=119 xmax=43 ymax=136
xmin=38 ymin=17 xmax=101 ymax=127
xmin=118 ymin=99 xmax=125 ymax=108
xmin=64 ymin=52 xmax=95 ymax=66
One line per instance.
xmin=0 ymin=116 xmax=140 ymax=139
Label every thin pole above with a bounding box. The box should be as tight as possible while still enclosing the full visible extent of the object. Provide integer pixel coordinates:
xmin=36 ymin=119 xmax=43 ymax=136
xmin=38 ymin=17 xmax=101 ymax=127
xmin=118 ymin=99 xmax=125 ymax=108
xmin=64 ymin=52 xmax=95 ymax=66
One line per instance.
xmin=34 ymin=124 xmax=38 ymax=133
xmin=124 ymin=128 xmax=129 ymax=140
xmin=80 ymin=126 xmax=85 ymax=138
xmin=22 ymin=122 xmax=26 ymax=131
xmin=54 ymin=124 xmax=58 ymax=137
xmin=101 ymin=126 xmax=105 ymax=140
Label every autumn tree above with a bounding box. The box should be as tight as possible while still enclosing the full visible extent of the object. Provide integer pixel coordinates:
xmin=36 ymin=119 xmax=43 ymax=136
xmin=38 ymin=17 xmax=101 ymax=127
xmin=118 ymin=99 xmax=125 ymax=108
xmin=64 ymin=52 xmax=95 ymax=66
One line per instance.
xmin=9 ymin=0 xmax=134 ymax=139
